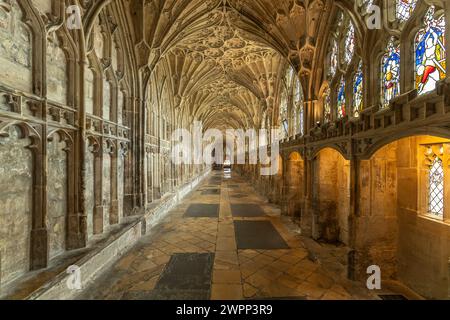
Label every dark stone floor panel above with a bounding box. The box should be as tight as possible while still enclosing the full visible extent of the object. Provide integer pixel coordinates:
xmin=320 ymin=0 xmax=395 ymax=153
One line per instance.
xmin=151 ymin=253 xmax=215 ymax=300
xmin=201 ymin=189 xmax=221 ymax=195
xmin=231 ymin=203 xmax=266 ymax=217
xmin=234 ymin=221 xmax=289 ymax=250
xmin=184 ymin=204 xmax=219 ymax=218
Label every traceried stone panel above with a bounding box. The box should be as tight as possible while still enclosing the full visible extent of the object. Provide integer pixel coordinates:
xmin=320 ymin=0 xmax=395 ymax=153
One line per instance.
xmin=93 ymin=18 xmax=104 ymax=60
xmin=85 ymin=66 xmax=95 ymax=115
xmin=0 ymin=126 xmax=32 ymax=285
xmin=46 ymin=133 xmax=68 ymax=259
xmin=103 ymin=79 xmax=111 ymax=120
xmin=0 ymin=0 xmax=32 ymax=92
xmin=85 ymin=141 xmax=95 ymax=239
xmin=118 ymin=153 xmax=124 ymax=220
xmin=46 ymin=33 xmax=68 ymax=105
xmin=118 ymin=90 xmax=124 ymax=125
xmin=30 ymin=0 xmax=51 ymax=15
xmin=103 ymin=152 xmax=111 ymax=231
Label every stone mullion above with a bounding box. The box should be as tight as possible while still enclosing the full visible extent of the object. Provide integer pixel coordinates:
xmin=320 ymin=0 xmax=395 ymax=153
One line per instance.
xmin=137 ymin=96 xmax=146 ymax=208
xmin=123 ymin=95 xmax=134 ymax=215
xmin=347 ymin=155 xmax=361 ymax=280
xmin=30 ymin=5 xmax=48 ymax=270
xmin=68 ymin=48 xmax=88 ymax=250
xmin=445 ymin=1 xmax=450 ymax=77
xmin=93 ymin=137 xmax=104 ymax=234
xmin=109 ymin=142 xmax=119 ymax=225
xmin=302 ymin=157 xmax=315 ymax=238
xmin=30 ymin=121 xmax=49 ymax=270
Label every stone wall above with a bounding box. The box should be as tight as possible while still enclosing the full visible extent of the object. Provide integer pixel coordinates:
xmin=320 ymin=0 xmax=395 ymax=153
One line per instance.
xmin=0 ymin=126 xmax=32 ymax=284
xmin=47 ymin=134 xmax=68 ymax=260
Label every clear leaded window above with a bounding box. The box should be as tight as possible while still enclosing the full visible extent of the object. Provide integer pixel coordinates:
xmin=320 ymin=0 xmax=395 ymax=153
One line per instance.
xmin=428 ymin=157 xmax=444 ymax=219
xmin=396 ymin=0 xmax=418 ymax=22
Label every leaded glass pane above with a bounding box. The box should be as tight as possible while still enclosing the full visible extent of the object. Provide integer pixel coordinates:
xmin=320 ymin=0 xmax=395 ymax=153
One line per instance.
xmin=428 ymin=157 xmax=444 ymax=218
xmin=415 ymin=6 xmax=446 ymax=95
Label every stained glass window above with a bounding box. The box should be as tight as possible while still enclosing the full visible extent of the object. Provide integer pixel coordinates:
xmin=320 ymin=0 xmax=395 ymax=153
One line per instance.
xmin=353 ymin=62 xmax=363 ymax=117
xmin=337 ymin=77 xmax=346 ymax=118
xmin=279 ymin=87 xmax=288 ymax=139
xmin=428 ymin=157 xmax=444 ymax=219
xmin=329 ymin=39 xmax=338 ymax=78
xmin=344 ymin=22 xmax=355 ymax=64
xmin=415 ymin=6 xmax=446 ymax=95
xmin=293 ymin=77 xmax=304 ymax=135
xmin=324 ymin=87 xmax=331 ymax=123
xmin=396 ymin=0 xmax=418 ymax=22
xmin=363 ymin=0 xmax=374 ymax=14
xmin=381 ymin=37 xmax=401 ymax=108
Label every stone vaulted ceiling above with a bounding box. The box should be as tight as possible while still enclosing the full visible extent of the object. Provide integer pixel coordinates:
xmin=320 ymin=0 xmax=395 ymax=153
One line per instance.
xmin=128 ymin=0 xmax=328 ymax=130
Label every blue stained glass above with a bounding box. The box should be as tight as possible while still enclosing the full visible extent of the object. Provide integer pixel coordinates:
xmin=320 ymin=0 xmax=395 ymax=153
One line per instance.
xmin=415 ymin=6 xmax=446 ymax=95
xmin=381 ymin=38 xmax=401 ymax=108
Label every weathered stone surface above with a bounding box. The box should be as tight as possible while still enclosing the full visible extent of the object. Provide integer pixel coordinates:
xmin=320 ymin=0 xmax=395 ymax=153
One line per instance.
xmin=0 ymin=126 xmax=32 ymax=285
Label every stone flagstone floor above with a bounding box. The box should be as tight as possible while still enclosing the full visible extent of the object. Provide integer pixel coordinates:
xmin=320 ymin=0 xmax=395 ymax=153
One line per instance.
xmin=79 ymin=171 xmax=410 ymax=300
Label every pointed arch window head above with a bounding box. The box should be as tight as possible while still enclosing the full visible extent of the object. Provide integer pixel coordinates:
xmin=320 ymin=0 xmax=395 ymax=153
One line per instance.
xmin=381 ymin=37 xmax=401 ymax=108
xmin=337 ymin=77 xmax=346 ymax=119
xmin=396 ymin=0 xmax=418 ymax=22
xmin=353 ymin=62 xmax=363 ymax=117
xmin=428 ymin=156 xmax=444 ymax=219
xmin=323 ymin=87 xmax=332 ymax=123
xmin=344 ymin=22 xmax=355 ymax=64
xmin=415 ymin=6 xmax=446 ymax=95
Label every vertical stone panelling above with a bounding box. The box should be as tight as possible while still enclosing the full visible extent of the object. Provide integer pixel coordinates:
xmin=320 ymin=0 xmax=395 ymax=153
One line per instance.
xmin=118 ymin=153 xmax=124 ymax=220
xmin=103 ymin=153 xmax=111 ymax=231
xmin=0 ymin=126 xmax=32 ymax=285
xmin=30 ymin=0 xmax=51 ymax=14
xmin=93 ymin=19 xmax=103 ymax=60
xmin=111 ymin=39 xmax=118 ymax=73
xmin=118 ymin=90 xmax=124 ymax=125
xmin=85 ymin=141 xmax=95 ymax=239
xmin=46 ymin=33 xmax=67 ymax=105
xmin=0 ymin=0 xmax=32 ymax=92
xmin=85 ymin=66 xmax=94 ymax=115
xmin=47 ymin=134 xmax=68 ymax=259
xmin=103 ymin=79 xmax=111 ymax=121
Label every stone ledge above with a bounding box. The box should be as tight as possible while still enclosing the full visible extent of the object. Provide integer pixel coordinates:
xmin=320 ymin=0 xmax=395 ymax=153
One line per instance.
xmin=25 ymin=169 xmax=211 ymax=300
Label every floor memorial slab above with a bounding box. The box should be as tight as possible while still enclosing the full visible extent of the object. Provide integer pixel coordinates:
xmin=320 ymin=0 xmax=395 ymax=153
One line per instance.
xmin=184 ymin=204 xmax=219 ymax=218
xmin=234 ymin=220 xmax=290 ymax=250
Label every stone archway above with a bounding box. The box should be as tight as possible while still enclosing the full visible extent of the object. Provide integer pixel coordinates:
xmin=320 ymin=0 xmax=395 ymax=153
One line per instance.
xmin=313 ymin=148 xmax=350 ymax=244
xmin=354 ymin=135 xmax=450 ymax=299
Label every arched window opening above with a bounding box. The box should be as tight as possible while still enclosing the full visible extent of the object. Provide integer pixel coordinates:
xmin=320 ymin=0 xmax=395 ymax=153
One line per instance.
xmin=323 ymin=87 xmax=331 ymax=123
xmin=381 ymin=37 xmax=401 ymax=108
xmin=337 ymin=77 xmax=346 ymax=118
xmin=428 ymin=156 xmax=444 ymax=219
xmin=279 ymin=87 xmax=288 ymax=140
xmin=353 ymin=61 xmax=363 ymax=117
xmin=344 ymin=22 xmax=355 ymax=64
xmin=396 ymin=0 xmax=418 ymax=22
xmin=293 ymin=77 xmax=304 ymax=136
xmin=415 ymin=6 xmax=446 ymax=95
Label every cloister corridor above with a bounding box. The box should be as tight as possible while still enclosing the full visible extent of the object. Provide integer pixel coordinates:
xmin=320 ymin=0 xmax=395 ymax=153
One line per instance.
xmin=75 ymin=171 xmax=416 ymax=300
